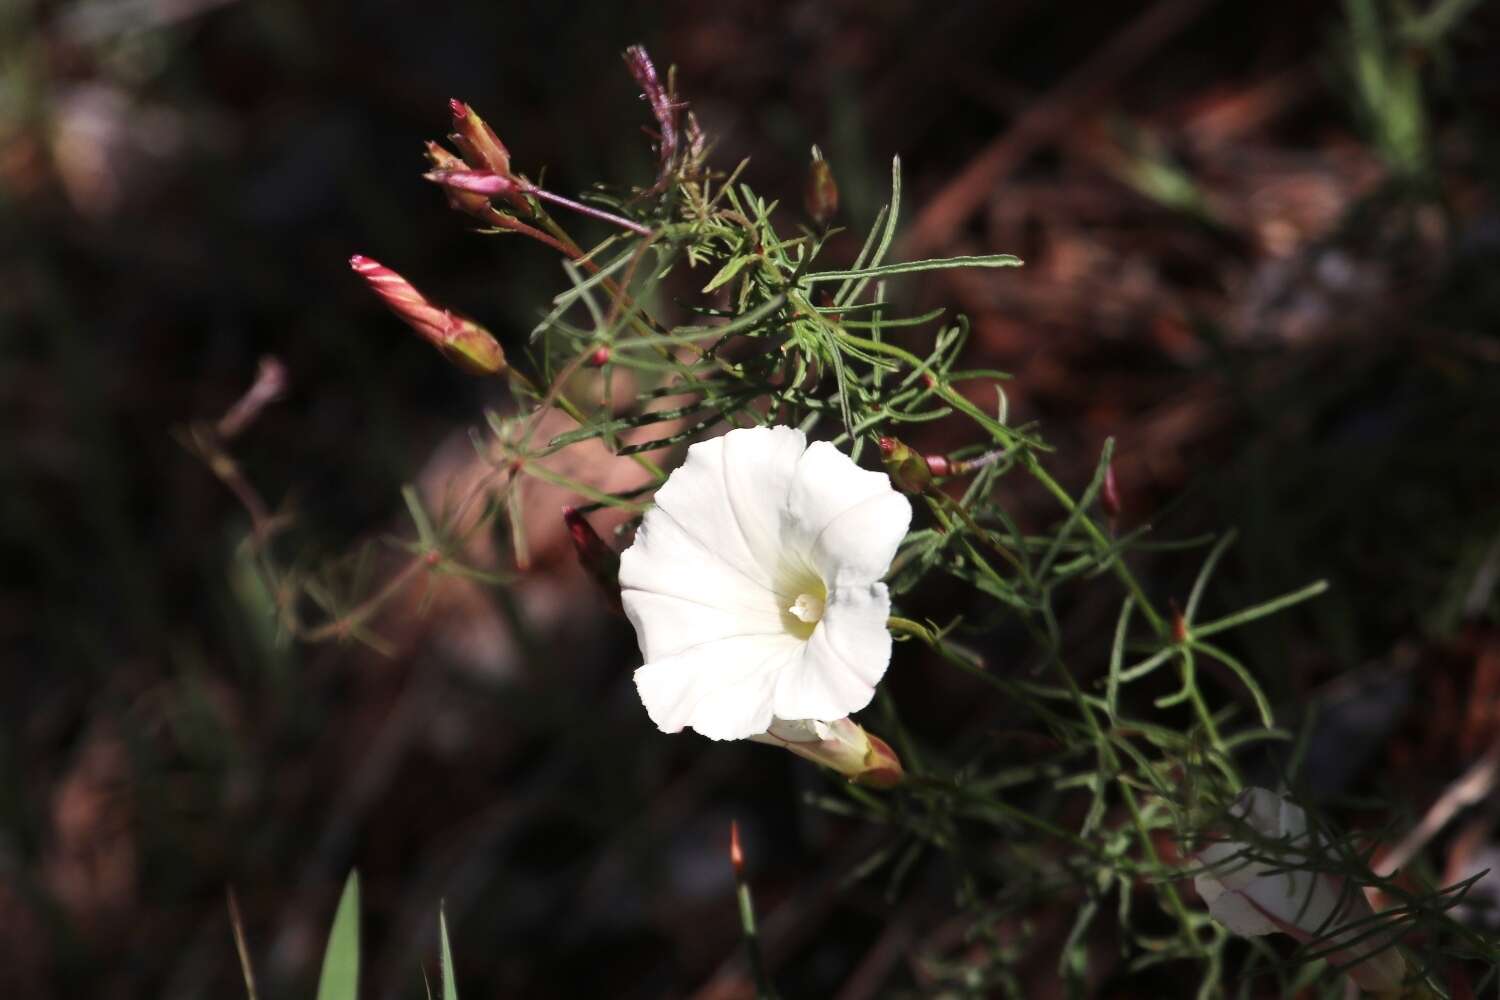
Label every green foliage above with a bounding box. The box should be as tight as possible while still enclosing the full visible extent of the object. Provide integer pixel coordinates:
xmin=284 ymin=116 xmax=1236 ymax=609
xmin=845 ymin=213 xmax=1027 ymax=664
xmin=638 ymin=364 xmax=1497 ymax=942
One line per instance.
xmin=315 ymin=872 xmax=360 ymax=1000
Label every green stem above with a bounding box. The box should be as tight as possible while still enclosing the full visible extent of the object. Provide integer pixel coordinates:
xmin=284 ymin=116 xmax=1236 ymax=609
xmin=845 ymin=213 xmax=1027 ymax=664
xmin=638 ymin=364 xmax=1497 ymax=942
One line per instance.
xmin=1022 ymin=452 xmax=1168 ymax=638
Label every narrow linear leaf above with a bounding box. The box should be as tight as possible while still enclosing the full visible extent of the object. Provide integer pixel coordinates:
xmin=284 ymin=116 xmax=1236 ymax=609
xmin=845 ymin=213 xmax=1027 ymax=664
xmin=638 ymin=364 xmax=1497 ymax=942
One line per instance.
xmin=315 ymin=871 xmax=360 ymax=1000
xmin=439 ymin=906 xmax=459 ymax=1000
xmin=805 ymin=254 xmax=1022 ymax=284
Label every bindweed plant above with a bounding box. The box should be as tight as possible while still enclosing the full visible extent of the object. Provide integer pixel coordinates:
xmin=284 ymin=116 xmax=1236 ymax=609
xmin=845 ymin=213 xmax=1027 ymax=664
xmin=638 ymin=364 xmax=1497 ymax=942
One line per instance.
xmin=194 ymin=45 xmax=1495 ymax=1000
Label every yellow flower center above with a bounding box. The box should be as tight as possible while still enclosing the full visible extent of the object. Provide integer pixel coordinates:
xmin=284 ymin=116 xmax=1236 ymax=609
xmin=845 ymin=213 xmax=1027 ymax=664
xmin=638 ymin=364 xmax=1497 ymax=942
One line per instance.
xmin=776 ymin=565 xmax=828 ymax=640
xmin=788 ymin=593 xmax=825 ymax=624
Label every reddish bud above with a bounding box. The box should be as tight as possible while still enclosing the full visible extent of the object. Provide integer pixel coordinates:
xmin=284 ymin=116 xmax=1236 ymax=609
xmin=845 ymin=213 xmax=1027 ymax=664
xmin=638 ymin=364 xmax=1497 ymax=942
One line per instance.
xmin=1171 ymin=604 xmax=1190 ymax=644
xmin=424 ymin=169 xmax=521 ymax=200
xmin=562 ymin=506 xmax=622 ymax=613
xmin=1101 ymin=461 xmax=1121 ymax=518
xmin=729 ymin=820 xmax=745 ymax=877
xmin=448 ymin=98 xmax=512 ymax=177
xmin=424 ymin=141 xmax=490 ymax=218
xmin=349 ymin=255 xmax=506 ymax=376
xmin=804 ymin=145 xmax=839 ymax=227
xmin=857 ymin=731 xmax=905 ymax=789
xmin=879 ymin=435 xmax=932 ymax=495
xmin=589 ymin=346 xmax=611 ymax=367
xmin=925 ymin=454 xmax=951 ymax=478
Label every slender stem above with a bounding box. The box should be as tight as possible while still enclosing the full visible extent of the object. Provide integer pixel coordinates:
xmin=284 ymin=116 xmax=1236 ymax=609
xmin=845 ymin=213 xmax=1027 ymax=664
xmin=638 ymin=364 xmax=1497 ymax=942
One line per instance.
xmin=1022 ymin=452 xmax=1168 ymax=638
xmin=524 ymin=184 xmax=654 ymax=235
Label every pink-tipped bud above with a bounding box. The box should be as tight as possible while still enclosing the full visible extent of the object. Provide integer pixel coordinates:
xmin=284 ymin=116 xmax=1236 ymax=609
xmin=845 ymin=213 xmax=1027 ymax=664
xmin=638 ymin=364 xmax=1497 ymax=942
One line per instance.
xmin=804 ymin=145 xmax=839 ymax=227
xmin=729 ymin=820 xmax=745 ymax=877
xmin=424 ymin=141 xmax=491 ymax=219
xmin=424 ymin=169 xmax=521 ymax=200
xmin=879 ymin=435 xmax=933 ymax=495
xmin=349 ymin=255 xmax=506 ymax=376
xmin=448 ymin=98 xmax=512 ymax=177
xmin=750 ymin=718 xmax=905 ymax=788
xmin=562 ymin=506 xmax=622 ymax=613
xmin=1101 ymin=461 xmax=1121 ymax=518
xmin=1171 ymin=604 xmax=1190 ymax=644
xmin=925 ymin=454 xmax=951 ymax=478
xmin=589 ymin=346 xmax=611 ymax=367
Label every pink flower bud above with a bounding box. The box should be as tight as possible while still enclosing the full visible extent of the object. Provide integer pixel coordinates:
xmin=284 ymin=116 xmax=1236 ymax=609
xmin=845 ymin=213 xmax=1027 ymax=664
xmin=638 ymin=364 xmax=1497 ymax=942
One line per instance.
xmin=804 ymin=145 xmax=839 ymax=227
xmin=589 ymin=346 xmax=611 ymax=367
xmin=925 ymin=454 xmax=951 ymax=478
xmin=424 ymin=169 xmax=520 ymax=200
xmin=878 ymin=435 xmax=933 ymax=495
xmin=750 ymin=718 xmax=905 ymax=788
xmin=348 ymin=255 xmax=506 ymax=376
xmin=729 ymin=820 xmax=745 ymax=877
xmin=424 ymin=141 xmax=490 ymax=218
xmin=562 ymin=506 xmax=622 ymax=613
xmin=1101 ymin=461 xmax=1121 ymax=518
xmin=448 ymin=98 xmax=511 ymax=177
xmin=1171 ymin=606 xmax=1190 ymax=644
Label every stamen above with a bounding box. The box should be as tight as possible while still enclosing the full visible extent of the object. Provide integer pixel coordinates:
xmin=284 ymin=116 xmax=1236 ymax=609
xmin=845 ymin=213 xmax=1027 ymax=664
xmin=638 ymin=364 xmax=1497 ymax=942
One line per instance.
xmin=789 ymin=593 xmax=825 ymax=624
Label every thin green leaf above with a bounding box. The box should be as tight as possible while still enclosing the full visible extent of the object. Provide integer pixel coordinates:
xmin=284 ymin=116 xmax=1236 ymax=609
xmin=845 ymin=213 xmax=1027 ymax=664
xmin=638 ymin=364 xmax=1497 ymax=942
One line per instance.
xmin=439 ymin=906 xmax=459 ymax=1000
xmin=807 ymin=254 xmax=1022 ymax=285
xmin=315 ymin=872 xmax=360 ymax=1000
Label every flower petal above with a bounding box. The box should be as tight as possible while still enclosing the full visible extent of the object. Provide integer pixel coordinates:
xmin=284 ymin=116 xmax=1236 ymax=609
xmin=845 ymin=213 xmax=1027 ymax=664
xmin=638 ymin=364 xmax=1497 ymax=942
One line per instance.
xmin=634 ymin=633 xmax=802 ymax=740
xmin=622 ymin=589 xmax=784 ymax=663
xmin=719 ymin=426 xmax=808 ymax=584
xmin=648 ymin=426 xmax=805 ymax=591
xmin=619 ymin=501 xmax=784 ymax=661
xmin=1194 ymin=877 xmax=1280 ymax=937
xmin=760 ymin=717 xmax=832 ymax=744
xmin=772 ymin=582 xmax=892 ymax=721
xmin=788 ymin=442 xmax=911 ymax=586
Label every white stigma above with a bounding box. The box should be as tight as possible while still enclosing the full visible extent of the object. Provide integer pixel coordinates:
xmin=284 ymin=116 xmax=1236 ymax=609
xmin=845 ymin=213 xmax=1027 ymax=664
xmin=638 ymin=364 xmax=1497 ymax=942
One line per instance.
xmin=788 ymin=593 xmax=826 ymax=625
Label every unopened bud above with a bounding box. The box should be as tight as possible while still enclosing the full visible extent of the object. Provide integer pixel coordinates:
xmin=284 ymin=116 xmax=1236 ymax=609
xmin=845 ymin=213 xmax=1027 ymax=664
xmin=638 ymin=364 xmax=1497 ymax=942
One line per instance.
xmin=424 ymin=141 xmax=490 ymax=218
xmin=448 ymin=98 xmax=511 ymax=177
xmin=562 ymin=506 xmax=622 ymax=613
xmin=1101 ymin=461 xmax=1121 ymax=518
xmin=729 ymin=820 xmax=745 ymax=877
xmin=804 ymin=145 xmax=839 ymax=227
xmin=589 ymin=346 xmax=611 ymax=367
xmin=878 ymin=436 xmax=932 ymax=495
xmin=349 ymin=255 xmax=506 ymax=376
xmin=424 ymin=169 xmax=521 ymax=201
xmin=751 ymin=718 xmax=904 ymax=788
xmin=925 ymin=454 xmax=951 ymax=478
xmin=1171 ymin=604 xmax=1190 ymax=644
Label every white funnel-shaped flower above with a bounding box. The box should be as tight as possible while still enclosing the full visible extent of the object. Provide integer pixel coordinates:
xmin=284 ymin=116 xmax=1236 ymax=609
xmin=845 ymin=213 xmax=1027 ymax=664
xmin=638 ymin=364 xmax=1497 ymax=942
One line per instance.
xmin=620 ymin=426 xmax=911 ymax=741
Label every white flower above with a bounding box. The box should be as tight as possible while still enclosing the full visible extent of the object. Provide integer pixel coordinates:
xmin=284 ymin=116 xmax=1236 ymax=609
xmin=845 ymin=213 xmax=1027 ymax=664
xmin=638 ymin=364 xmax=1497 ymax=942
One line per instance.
xmin=620 ymin=426 xmax=912 ymax=741
xmin=1193 ymin=787 xmax=1407 ymax=994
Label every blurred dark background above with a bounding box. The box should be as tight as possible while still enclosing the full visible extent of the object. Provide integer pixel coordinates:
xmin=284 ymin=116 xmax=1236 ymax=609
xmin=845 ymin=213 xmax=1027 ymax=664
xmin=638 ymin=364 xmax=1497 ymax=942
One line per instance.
xmin=3 ymin=0 xmax=1500 ymax=996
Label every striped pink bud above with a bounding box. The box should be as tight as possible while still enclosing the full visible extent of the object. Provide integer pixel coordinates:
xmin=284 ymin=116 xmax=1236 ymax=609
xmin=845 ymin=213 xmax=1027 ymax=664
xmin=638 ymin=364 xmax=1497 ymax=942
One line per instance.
xmin=448 ymin=98 xmax=512 ymax=177
xmin=348 ymin=255 xmax=506 ymax=376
